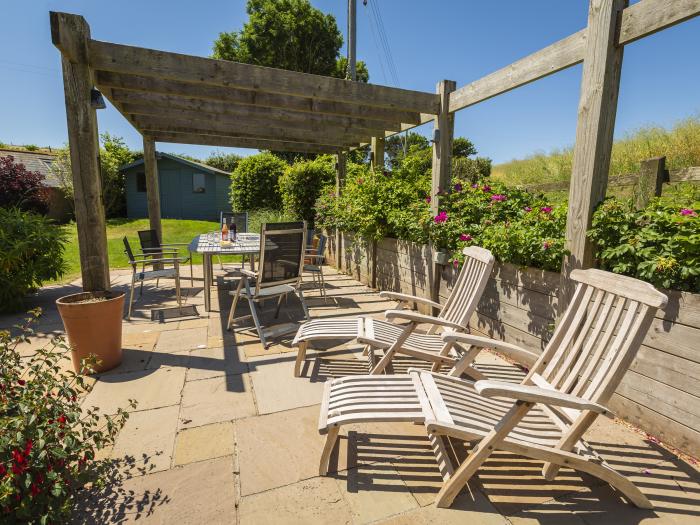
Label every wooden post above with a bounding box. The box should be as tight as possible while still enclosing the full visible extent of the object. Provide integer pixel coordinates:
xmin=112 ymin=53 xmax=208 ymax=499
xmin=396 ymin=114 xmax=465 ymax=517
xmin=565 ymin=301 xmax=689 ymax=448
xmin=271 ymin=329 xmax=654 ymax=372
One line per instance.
xmin=371 ymin=136 xmax=385 ymax=172
xmin=51 ymin=12 xmax=110 ymax=292
xmin=335 ymin=151 xmax=347 ymax=270
xmin=559 ymin=0 xmax=627 ymax=309
xmin=142 ymin=136 xmax=163 ymax=241
xmin=430 ymin=79 xmax=456 ymax=215
xmin=634 ymin=156 xmax=666 ymax=209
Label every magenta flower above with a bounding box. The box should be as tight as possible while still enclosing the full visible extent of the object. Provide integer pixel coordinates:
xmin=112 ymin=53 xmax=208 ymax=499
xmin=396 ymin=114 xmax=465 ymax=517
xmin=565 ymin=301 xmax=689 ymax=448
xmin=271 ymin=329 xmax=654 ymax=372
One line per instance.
xmin=680 ymin=208 xmax=697 ymax=216
xmin=459 ymin=233 xmax=472 ymax=242
xmin=524 ymin=206 xmax=532 ymax=212
xmin=434 ymin=211 xmax=448 ymax=224
xmin=540 ymin=206 xmax=553 ymax=214
xmin=453 ymin=259 xmax=459 ymax=269
xmin=454 ymin=183 xmax=463 ymax=192
xmin=542 ymin=241 xmax=551 ymax=250
xmin=471 ymin=183 xmax=478 ymax=189
xmin=357 ymin=178 xmax=364 ymax=185
xmin=425 ymin=196 xmax=431 ymax=204
xmin=491 ymin=194 xmax=506 ymax=202
xmin=481 ymin=185 xmax=492 ymax=193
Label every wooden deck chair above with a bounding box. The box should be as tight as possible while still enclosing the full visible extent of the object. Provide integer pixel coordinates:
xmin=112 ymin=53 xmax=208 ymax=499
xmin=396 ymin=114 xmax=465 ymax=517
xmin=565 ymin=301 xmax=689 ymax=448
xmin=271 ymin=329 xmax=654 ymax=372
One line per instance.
xmin=318 ymin=268 xmax=667 ymax=510
xmin=226 ymin=221 xmax=309 ymax=348
xmin=362 ymin=246 xmax=495 ymax=375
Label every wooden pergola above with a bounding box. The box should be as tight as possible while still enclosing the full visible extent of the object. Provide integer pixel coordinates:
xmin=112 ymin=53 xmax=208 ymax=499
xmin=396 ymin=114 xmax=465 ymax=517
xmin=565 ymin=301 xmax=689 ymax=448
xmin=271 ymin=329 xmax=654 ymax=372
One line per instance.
xmin=51 ymin=1 xmax=700 ymax=308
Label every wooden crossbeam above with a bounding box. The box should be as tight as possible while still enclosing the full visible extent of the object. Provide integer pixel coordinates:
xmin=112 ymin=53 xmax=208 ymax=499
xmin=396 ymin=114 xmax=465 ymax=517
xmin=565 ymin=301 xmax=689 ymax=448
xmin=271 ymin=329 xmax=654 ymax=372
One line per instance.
xmin=87 ymin=39 xmax=440 ymax=113
xmin=151 ymin=132 xmax=345 ymax=154
xmin=132 ymin=115 xmax=366 ymax=147
xmin=111 ymin=90 xmax=401 ymax=132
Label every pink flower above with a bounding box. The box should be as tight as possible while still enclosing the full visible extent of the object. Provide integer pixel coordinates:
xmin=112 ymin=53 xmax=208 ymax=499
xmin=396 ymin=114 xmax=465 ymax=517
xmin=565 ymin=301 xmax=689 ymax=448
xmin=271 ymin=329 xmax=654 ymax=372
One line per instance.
xmin=357 ymin=178 xmax=364 ymax=185
xmin=491 ymin=194 xmax=506 ymax=202
xmin=425 ymin=196 xmax=431 ymax=204
xmin=459 ymin=234 xmax=472 ymax=242
xmin=680 ymin=208 xmax=697 ymax=216
xmin=453 ymin=183 xmax=463 ymax=192
xmin=17 ymin=379 xmax=25 ymax=386
xmin=540 ymin=206 xmax=553 ymax=214
xmin=542 ymin=241 xmax=551 ymax=250
xmin=453 ymin=259 xmax=459 ymax=269
xmin=434 ymin=211 xmax=448 ymax=224
xmin=471 ymin=183 xmax=478 ymax=189
xmin=481 ymin=185 xmax=492 ymax=193
xmin=524 ymin=206 xmax=532 ymax=212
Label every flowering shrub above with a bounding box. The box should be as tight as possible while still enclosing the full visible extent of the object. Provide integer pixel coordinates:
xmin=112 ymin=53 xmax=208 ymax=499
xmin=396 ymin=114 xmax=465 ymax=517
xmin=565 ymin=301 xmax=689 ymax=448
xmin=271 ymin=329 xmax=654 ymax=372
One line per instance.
xmin=588 ymin=190 xmax=700 ymax=291
xmin=0 ymin=155 xmax=48 ymax=214
xmin=0 ymin=311 xmax=134 ymax=523
xmin=0 ymin=208 xmax=67 ymax=313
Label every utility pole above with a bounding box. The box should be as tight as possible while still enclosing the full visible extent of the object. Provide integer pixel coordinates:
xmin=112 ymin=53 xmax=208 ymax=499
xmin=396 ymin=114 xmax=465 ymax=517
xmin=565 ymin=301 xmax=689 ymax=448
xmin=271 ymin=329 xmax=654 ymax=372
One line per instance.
xmin=347 ymin=0 xmax=356 ymax=80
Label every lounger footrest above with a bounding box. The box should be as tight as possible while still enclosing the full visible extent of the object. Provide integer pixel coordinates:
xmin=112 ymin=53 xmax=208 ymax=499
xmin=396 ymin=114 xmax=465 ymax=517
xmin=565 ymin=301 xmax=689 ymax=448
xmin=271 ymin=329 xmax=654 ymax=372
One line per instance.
xmin=292 ymin=316 xmax=367 ymax=346
xmin=318 ymin=374 xmax=427 ymax=434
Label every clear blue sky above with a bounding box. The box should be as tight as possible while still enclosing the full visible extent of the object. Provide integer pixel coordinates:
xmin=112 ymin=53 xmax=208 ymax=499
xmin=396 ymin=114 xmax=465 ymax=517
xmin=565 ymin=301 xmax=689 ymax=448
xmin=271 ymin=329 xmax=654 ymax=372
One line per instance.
xmin=1 ymin=0 xmax=698 ymax=164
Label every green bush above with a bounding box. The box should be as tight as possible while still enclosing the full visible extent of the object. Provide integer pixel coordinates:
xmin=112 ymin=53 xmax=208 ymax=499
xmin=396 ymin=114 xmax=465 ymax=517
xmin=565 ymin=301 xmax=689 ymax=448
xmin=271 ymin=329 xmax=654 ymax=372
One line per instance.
xmin=230 ymin=153 xmax=287 ymax=211
xmin=278 ymin=156 xmax=335 ymax=223
xmin=588 ymin=190 xmax=700 ymax=291
xmin=0 ymin=208 xmax=67 ymax=313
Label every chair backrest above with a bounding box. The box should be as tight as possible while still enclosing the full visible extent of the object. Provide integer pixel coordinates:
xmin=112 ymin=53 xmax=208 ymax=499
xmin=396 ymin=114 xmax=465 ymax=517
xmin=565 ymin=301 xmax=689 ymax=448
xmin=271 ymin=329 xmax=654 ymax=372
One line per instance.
xmin=138 ymin=229 xmax=161 ymax=251
xmin=315 ymin=234 xmax=327 ymax=263
xmin=256 ymin=221 xmax=307 ymax=293
xmin=221 ymin=211 xmax=248 ymax=233
xmin=123 ymin=237 xmax=137 ymax=269
xmin=437 ymin=246 xmax=495 ymax=328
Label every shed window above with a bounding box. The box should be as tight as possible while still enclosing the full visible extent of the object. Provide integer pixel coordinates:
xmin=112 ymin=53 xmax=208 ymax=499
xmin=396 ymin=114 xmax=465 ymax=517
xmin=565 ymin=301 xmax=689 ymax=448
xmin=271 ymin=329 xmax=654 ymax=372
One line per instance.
xmin=136 ymin=172 xmax=146 ymax=192
xmin=192 ymin=173 xmax=206 ymax=193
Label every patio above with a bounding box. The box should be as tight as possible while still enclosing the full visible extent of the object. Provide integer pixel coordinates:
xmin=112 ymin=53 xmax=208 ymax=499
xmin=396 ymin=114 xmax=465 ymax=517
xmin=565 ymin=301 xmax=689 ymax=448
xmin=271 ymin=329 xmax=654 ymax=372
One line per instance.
xmin=4 ymin=265 xmax=699 ymax=524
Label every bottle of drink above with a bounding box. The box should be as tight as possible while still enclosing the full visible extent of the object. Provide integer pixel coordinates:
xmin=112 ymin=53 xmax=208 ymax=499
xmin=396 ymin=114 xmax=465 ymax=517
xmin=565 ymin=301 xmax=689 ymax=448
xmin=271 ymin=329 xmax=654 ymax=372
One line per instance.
xmin=222 ymin=221 xmax=229 ymax=242
xmin=232 ymin=223 xmax=237 ymax=242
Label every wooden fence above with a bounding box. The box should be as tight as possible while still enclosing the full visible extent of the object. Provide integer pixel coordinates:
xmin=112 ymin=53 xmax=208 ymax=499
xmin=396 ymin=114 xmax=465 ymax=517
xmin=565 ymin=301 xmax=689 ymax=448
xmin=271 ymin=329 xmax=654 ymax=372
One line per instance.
xmin=325 ymin=231 xmax=700 ymax=458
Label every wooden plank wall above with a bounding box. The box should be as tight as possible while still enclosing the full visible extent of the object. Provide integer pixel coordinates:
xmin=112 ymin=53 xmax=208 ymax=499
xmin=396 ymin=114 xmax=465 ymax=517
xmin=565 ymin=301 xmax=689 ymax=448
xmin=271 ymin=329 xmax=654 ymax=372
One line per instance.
xmin=327 ymin=233 xmax=700 ymax=458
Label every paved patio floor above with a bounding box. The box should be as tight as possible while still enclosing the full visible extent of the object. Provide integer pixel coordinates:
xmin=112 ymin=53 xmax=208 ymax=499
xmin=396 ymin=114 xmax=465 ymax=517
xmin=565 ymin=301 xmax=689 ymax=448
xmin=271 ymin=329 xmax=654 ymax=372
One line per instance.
xmin=3 ymin=265 xmax=699 ymax=524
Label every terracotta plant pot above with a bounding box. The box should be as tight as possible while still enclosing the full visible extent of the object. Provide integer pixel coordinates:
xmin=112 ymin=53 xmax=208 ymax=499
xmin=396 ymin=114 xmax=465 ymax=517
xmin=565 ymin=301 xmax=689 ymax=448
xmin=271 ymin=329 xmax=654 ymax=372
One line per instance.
xmin=56 ymin=291 xmax=125 ymax=374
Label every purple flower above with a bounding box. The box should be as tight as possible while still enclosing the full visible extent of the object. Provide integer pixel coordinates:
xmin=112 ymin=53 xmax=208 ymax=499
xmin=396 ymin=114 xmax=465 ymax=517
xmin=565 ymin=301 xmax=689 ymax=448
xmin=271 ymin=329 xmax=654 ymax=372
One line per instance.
xmin=434 ymin=211 xmax=448 ymax=224
xmin=459 ymin=233 xmax=472 ymax=242
xmin=680 ymin=208 xmax=697 ymax=216
xmin=425 ymin=196 xmax=431 ymax=204
xmin=542 ymin=241 xmax=551 ymax=250
xmin=454 ymin=183 xmax=463 ymax=192
xmin=481 ymin=185 xmax=492 ymax=193
xmin=491 ymin=194 xmax=506 ymax=202
xmin=524 ymin=206 xmax=532 ymax=212
xmin=540 ymin=206 xmax=553 ymax=214
xmin=471 ymin=183 xmax=478 ymax=189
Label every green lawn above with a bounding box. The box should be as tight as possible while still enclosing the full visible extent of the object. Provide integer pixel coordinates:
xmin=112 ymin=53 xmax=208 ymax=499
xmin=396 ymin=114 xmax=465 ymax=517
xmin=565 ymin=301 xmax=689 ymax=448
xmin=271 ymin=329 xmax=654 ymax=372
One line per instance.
xmin=58 ymin=218 xmax=221 ymax=283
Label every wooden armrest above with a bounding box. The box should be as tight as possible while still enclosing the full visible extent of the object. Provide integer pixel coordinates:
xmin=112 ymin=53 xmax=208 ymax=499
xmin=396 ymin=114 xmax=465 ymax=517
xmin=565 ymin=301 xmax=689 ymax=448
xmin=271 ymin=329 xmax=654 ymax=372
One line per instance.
xmin=385 ymin=310 xmax=463 ymax=330
xmin=239 ymin=268 xmax=258 ymax=279
xmin=379 ymin=291 xmax=441 ymax=310
xmin=441 ymin=333 xmax=539 ymax=367
xmin=474 ymin=380 xmax=614 ymax=416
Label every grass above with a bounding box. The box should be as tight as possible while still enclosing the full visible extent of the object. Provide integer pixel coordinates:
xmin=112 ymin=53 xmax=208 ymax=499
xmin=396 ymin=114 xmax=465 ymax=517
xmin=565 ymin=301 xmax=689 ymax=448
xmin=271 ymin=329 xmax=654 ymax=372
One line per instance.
xmin=56 ymin=209 xmax=295 ymax=283
xmin=491 ymin=116 xmax=700 ymax=190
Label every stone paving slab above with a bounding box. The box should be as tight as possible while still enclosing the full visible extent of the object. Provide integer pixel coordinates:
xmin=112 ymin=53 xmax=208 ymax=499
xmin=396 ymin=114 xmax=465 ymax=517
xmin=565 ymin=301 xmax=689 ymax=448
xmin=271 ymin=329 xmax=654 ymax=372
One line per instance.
xmin=186 ymin=345 xmax=248 ymax=381
xmin=173 ymin=421 xmax=235 ymax=466
xmin=155 ymin=326 xmax=208 ymax=353
xmin=179 ymin=373 xmax=256 ymax=429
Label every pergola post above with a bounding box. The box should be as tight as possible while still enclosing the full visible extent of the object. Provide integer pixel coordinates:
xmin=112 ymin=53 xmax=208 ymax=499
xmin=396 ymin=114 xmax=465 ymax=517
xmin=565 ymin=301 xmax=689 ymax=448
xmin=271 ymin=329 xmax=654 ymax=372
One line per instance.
xmin=371 ymin=136 xmax=385 ymax=172
xmin=559 ymin=0 xmax=627 ymax=308
xmin=430 ymin=79 xmax=456 ymax=215
xmin=51 ymin=12 xmax=110 ymax=292
xmin=335 ymin=151 xmax=347 ymax=270
xmin=142 ymin=136 xmax=163 ymax=241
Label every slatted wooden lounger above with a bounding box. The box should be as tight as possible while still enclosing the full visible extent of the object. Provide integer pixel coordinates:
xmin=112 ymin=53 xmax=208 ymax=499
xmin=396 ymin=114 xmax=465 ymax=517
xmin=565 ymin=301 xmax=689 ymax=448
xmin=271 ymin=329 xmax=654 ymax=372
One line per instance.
xmin=292 ymin=246 xmax=495 ymax=377
xmin=318 ymin=268 xmax=667 ymax=509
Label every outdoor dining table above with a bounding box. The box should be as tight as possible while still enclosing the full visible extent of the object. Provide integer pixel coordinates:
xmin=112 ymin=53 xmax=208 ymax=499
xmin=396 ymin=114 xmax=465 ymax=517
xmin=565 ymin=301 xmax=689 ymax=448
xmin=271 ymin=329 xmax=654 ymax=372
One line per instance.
xmin=189 ymin=232 xmax=261 ymax=312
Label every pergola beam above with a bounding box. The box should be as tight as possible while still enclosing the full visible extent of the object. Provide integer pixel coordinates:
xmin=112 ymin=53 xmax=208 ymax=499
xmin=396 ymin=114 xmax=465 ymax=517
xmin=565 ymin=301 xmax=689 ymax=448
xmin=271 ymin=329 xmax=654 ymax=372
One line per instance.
xmin=88 ymin=40 xmax=440 ymax=113
xmin=133 ymin=116 xmax=363 ymax=147
xmin=151 ymin=132 xmax=344 ymax=154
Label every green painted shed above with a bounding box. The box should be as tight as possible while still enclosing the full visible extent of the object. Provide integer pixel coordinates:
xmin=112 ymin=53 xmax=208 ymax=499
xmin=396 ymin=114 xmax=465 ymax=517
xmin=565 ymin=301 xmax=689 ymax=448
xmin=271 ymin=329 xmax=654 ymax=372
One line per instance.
xmin=121 ymin=152 xmax=232 ymax=221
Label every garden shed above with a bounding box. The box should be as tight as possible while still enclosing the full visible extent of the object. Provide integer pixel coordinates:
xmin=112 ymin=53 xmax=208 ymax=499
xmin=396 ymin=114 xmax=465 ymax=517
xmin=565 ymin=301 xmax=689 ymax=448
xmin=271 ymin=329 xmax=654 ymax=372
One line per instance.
xmin=120 ymin=152 xmax=231 ymax=221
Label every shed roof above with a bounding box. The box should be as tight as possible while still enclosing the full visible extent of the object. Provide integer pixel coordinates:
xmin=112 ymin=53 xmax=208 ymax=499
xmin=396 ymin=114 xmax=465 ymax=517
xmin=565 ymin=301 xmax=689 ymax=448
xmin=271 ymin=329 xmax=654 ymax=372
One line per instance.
xmin=0 ymin=148 xmax=61 ymax=188
xmin=119 ymin=152 xmax=231 ymax=176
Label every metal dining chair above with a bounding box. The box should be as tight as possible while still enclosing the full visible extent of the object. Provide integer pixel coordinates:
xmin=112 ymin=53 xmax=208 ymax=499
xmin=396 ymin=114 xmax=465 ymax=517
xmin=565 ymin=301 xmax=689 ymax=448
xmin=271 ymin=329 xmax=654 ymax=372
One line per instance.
xmin=137 ymin=229 xmax=193 ymax=286
xmin=304 ymin=233 xmax=328 ymax=300
xmin=226 ymin=221 xmax=309 ymax=348
xmin=219 ymin=211 xmax=249 ymax=269
xmin=123 ymin=237 xmax=182 ymax=320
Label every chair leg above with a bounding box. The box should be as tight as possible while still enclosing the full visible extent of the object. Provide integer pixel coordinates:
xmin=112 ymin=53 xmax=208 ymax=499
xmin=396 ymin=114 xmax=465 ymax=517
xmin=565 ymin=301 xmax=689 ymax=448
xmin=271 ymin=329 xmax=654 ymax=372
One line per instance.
xmin=189 ymin=258 xmax=193 ymax=287
xmin=226 ymin=279 xmax=244 ymax=330
xmin=294 ymin=341 xmax=308 ymax=377
xmin=319 ymin=426 xmax=340 ymax=476
xmin=249 ymin=297 xmax=267 ymax=348
xmin=175 ymin=272 xmax=182 ymax=309
xmin=127 ymin=275 xmax=136 ymax=320
xmin=274 ymin=294 xmax=284 ymax=319
xmin=297 ymin=288 xmax=310 ymax=320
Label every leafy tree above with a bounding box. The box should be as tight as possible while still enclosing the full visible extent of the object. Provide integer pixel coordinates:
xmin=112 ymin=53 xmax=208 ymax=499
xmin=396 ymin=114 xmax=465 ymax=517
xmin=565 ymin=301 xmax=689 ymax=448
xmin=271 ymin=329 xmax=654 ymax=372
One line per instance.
xmin=266 ymin=151 xmax=317 ymax=164
xmin=278 ymin=156 xmax=335 ymax=223
xmin=205 ymin=152 xmax=243 ymax=173
xmin=452 ymin=156 xmax=492 ymax=183
xmin=230 ymin=152 xmax=287 ymax=211
xmin=333 ymin=57 xmax=369 ymax=82
xmin=347 ymin=145 xmax=370 ymax=165
xmin=0 ymin=155 xmax=48 ymax=214
xmin=385 ymin=133 xmax=429 ymax=169
xmin=452 ymin=137 xmax=477 ymax=158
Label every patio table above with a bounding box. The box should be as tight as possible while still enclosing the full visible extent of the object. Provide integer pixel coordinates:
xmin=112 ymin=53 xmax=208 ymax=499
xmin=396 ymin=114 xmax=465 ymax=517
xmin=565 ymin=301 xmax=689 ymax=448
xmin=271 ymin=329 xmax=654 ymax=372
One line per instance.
xmin=189 ymin=232 xmax=261 ymax=312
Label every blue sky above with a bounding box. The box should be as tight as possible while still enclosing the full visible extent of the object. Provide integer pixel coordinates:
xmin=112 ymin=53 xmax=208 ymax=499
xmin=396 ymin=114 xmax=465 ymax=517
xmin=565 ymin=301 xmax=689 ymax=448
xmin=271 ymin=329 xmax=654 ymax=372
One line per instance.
xmin=1 ymin=0 xmax=698 ymax=164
